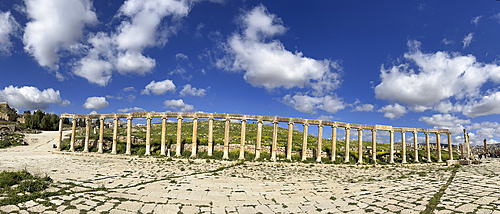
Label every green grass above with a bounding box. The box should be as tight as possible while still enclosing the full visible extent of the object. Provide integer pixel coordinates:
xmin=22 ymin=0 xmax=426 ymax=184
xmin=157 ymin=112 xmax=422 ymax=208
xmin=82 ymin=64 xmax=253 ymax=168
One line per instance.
xmin=0 ymin=133 xmax=25 ymax=149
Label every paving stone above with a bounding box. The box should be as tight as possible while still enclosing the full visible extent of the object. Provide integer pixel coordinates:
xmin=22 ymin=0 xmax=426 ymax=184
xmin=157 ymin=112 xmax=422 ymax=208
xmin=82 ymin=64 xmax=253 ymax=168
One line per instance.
xmin=115 ymin=201 xmax=143 ymax=212
xmin=0 ymin=205 xmax=20 ymax=213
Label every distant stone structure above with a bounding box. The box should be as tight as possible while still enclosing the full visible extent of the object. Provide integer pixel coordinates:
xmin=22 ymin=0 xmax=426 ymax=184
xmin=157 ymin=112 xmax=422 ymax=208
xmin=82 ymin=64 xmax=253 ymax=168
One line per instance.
xmin=59 ymin=112 xmax=454 ymax=164
xmin=0 ymin=102 xmax=25 ymax=123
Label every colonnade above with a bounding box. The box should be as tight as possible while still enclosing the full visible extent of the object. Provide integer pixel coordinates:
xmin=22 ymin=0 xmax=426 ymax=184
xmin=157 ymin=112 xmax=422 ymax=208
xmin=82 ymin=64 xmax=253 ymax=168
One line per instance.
xmin=57 ymin=112 xmax=453 ymax=163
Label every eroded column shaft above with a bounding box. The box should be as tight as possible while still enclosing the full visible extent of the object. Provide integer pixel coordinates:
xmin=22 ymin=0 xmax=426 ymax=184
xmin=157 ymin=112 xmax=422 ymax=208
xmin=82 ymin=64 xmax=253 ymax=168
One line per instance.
xmin=223 ymin=118 xmax=230 ymax=159
xmin=208 ymin=118 xmax=214 ymax=156
xmin=401 ymin=131 xmax=406 ymax=163
xmin=344 ymin=127 xmax=350 ymax=163
xmin=57 ymin=118 xmax=63 ymax=151
xmin=301 ymin=123 xmax=309 ymax=161
xmin=448 ymin=133 xmax=453 ymax=160
xmin=98 ymin=118 xmax=104 ymax=153
xmin=271 ymin=121 xmax=278 ymax=161
xmin=436 ymin=133 xmax=442 ymax=162
xmin=160 ymin=117 xmax=166 ymax=156
xmin=255 ymin=120 xmax=262 ymax=160
xmin=357 ymin=128 xmax=363 ymax=164
xmin=84 ymin=118 xmax=90 ymax=152
xmin=176 ymin=117 xmax=182 ymax=157
xmin=331 ymin=126 xmax=337 ymax=162
xmin=145 ymin=116 xmax=152 ymax=156
xmin=126 ymin=117 xmax=132 ymax=155
xmin=287 ymin=122 xmax=293 ymax=160
xmin=413 ymin=131 xmax=418 ymax=162
xmin=70 ymin=118 xmax=76 ymax=152
xmin=112 ymin=117 xmax=118 ymax=154
xmin=239 ymin=119 xmax=246 ymax=160
xmin=425 ymin=132 xmax=430 ymax=162
xmin=372 ymin=129 xmax=377 ymax=163
xmin=317 ymin=125 xmax=323 ymax=162
xmin=191 ymin=117 xmax=198 ymax=157
xmin=389 ymin=130 xmax=394 ymax=163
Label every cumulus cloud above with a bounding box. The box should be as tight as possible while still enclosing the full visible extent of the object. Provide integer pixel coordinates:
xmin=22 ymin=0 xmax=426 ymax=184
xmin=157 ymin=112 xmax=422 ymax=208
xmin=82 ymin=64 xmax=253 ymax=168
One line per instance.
xmin=375 ymin=40 xmax=500 ymax=117
xmin=0 ymin=85 xmax=70 ymax=110
xmin=419 ymin=114 xmax=470 ymax=135
xmin=163 ymin=99 xmax=194 ymax=112
xmin=82 ymin=96 xmax=109 ymax=110
xmin=118 ymin=107 xmax=144 ymax=113
xmin=179 ymin=84 xmax=206 ymax=97
xmin=73 ymin=0 xmax=193 ymax=85
xmin=282 ymin=94 xmax=345 ymax=114
xmin=141 ymin=79 xmax=176 ymax=95
xmin=462 ymin=91 xmax=500 ymax=117
xmin=378 ymin=103 xmax=407 ymax=119
xmin=23 ymin=0 xmax=97 ymax=69
xmin=471 ymin=15 xmax=482 ymax=26
xmin=462 ymin=33 xmax=474 ymax=49
xmin=217 ymin=5 xmax=341 ymax=96
xmin=0 ymin=11 xmax=19 ymax=56
xmin=441 ymin=38 xmax=454 ymax=45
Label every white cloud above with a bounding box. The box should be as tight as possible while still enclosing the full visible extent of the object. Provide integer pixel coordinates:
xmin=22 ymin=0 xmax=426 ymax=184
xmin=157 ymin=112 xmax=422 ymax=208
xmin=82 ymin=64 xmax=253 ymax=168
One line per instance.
xmin=0 ymin=11 xmax=19 ymax=56
xmin=378 ymin=103 xmax=407 ymax=119
xmin=163 ymin=99 xmax=194 ymax=112
xmin=175 ymin=53 xmax=188 ymax=60
xmin=122 ymin=87 xmax=135 ymax=92
xmin=441 ymin=38 xmax=454 ymax=45
xmin=353 ymin=103 xmax=374 ymax=112
xmin=462 ymin=91 xmax=500 ymax=118
xmin=316 ymin=115 xmax=335 ymax=121
xmin=375 ymin=40 xmax=500 ymax=117
xmin=179 ymin=84 xmax=206 ymax=97
xmin=115 ymin=51 xmax=156 ymax=75
xmin=471 ymin=15 xmax=482 ymax=26
xmin=282 ymin=94 xmax=345 ymax=114
xmin=217 ymin=5 xmax=341 ymax=96
xmin=118 ymin=107 xmax=144 ymax=113
xmin=141 ymin=79 xmax=176 ymax=95
xmin=0 ymin=85 xmax=70 ymax=110
xmin=419 ymin=114 xmax=470 ymax=135
xmin=73 ymin=0 xmax=193 ymax=85
xmin=82 ymin=96 xmax=108 ymax=110
xmin=462 ymin=33 xmax=474 ymax=49
xmin=23 ymin=0 xmax=97 ymax=68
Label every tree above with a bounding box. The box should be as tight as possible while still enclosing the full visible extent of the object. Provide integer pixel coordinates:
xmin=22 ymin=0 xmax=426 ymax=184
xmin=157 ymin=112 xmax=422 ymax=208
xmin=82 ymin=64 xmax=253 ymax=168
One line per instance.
xmin=50 ymin=114 xmax=59 ymax=131
xmin=40 ymin=115 xmax=51 ymax=131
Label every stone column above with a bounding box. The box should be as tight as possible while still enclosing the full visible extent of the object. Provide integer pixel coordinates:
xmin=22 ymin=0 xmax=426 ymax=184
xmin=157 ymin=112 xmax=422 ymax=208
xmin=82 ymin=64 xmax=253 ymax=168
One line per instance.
xmin=389 ymin=130 xmax=394 ymax=163
xmin=317 ymin=124 xmax=323 ymax=162
xmin=271 ymin=121 xmax=278 ymax=162
xmin=126 ymin=116 xmax=132 ymax=155
xmin=84 ymin=118 xmax=90 ymax=152
xmin=208 ymin=117 xmax=214 ymax=156
xmin=176 ymin=116 xmax=182 ymax=157
xmin=436 ymin=132 xmax=442 ymax=162
xmin=357 ymin=128 xmax=363 ymax=164
xmin=413 ymin=131 xmax=418 ymax=162
xmin=344 ymin=127 xmax=351 ymax=163
xmin=239 ymin=119 xmax=247 ymax=160
xmin=98 ymin=117 xmax=104 ymax=153
xmin=145 ymin=116 xmax=152 ymax=156
xmin=160 ymin=116 xmax=166 ymax=156
xmin=255 ymin=120 xmax=262 ymax=160
xmin=112 ymin=117 xmax=118 ymax=154
xmin=287 ymin=122 xmax=294 ymax=161
xmin=448 ymin=132 xmax=453 ymax=160
xmin=301 ymin=123 xmax=309 ymax=161
xmin=191 ymin=117 xmax=198 ymax=158
xmin=57 ymin=118 xmax=63 ymax=151
xmin=70 ymin=117 xmax=76 ymax=152
xmin=372 ymin=129 xmax=377 ymax=163
xmin=401 ymin=131 xmax=406 ymax=163
xmin=331 ymin=125 xmax=337 ymax=162
xmin=425 ymin=132 xmax=430 ymax=162
xmin=223 ymin=118 xmax=230 ymax=160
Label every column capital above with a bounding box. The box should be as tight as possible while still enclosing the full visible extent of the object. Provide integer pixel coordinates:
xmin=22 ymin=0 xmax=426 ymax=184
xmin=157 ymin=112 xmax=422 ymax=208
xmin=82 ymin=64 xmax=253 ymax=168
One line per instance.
xmin=447 ymin=132 xmax=451 ymax=136
xmin=389 ymin=130 xmax=394 ymax=133
xmin=424 ymin=132 xmax=429 ymax=135
xmin=193 ymin=117 xmax=199 ymax=121
xmin=126 ymin=116 xmax=133 ymax=120
xmin=345 ymin=127 xmax=351 ymax=130
xmin=257 ymin=119 xmax=263 ymax=123
xmin=436 ymin=132 xmax=441 ymax=136
xmin=177 ymin=116 xmax=183 ymax=120
xmin=146 ymin=116 xmax=152 ymax=120
xmin=161 ymin=116 xmax=167 ymax=119
xmin=319 ymin=124 xmax=324 ymax=128
xmin=241 ymin=118 xmax=247 ymax=122
xmin=400 ymin=129 xmax=406 ymax=133
xmin=99 ymin=116 xmax=105 ymax=121
xmin=303 ymin=123 xmax=309 ymax=127
xmin=371 ymin=128 xmax=377 ymax=132
xmin=225 ymin=118 xmax=231 ymax=122
xmin=208 ymin=117 xmax=214 ymax=121
xmin=273 ymin=121 xmax=279 ymax=125
xmin=332 ymin=125 xmax=338 ymax=128
xmin=288 ymin=121 xmax=294 ymax=125
xmin=357 ymin=127 xmax=363 ymax=131
xmin=413 ymin=130 xmax=418 ymax=134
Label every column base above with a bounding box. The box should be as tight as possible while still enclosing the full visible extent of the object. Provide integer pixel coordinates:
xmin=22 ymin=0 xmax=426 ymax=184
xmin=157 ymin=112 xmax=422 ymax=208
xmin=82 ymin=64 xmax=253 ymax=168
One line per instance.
xmin=402 ymin=161 xmax=407 ymax=164
xmin=111 ymin=151 xmax=117 ymax=155
xmin=98 ymin=150 xmax=103 ymax=153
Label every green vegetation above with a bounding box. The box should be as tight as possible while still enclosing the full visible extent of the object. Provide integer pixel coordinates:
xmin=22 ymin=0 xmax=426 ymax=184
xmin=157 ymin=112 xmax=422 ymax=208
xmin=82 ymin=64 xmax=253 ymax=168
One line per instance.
xmin=0 ymin=169 xmax=53 ymax=205
xmin=0 ymin=132 xmax=25 ymax=149
xmin=421 ymin=164 xmax=460 ymax=214
xmin=23 ymin=110 xmax=65 ymax=131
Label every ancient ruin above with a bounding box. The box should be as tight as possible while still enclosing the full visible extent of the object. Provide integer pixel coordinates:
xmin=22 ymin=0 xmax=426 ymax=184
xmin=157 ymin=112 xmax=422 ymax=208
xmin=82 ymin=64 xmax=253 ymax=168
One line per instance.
xmin=58 ymin=112 xmax=453 ymax=163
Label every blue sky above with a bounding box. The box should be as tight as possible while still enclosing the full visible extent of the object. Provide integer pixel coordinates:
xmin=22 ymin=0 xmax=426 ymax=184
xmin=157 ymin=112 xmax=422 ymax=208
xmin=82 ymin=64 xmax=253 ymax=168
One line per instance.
xmin=1 ymin=0 xmax=500 ymax=145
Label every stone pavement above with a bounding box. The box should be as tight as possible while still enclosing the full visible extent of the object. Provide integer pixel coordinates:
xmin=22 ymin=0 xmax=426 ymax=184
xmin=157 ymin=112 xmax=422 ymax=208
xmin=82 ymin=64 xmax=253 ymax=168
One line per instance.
xmin=1 ymin=131 xmax=500 ymax=213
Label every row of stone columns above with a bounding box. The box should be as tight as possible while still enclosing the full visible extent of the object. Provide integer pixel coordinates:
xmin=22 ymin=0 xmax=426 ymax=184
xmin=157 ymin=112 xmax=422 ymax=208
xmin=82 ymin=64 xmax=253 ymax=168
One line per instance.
xmin=57 ymin=116 xmax=455 ymax=163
